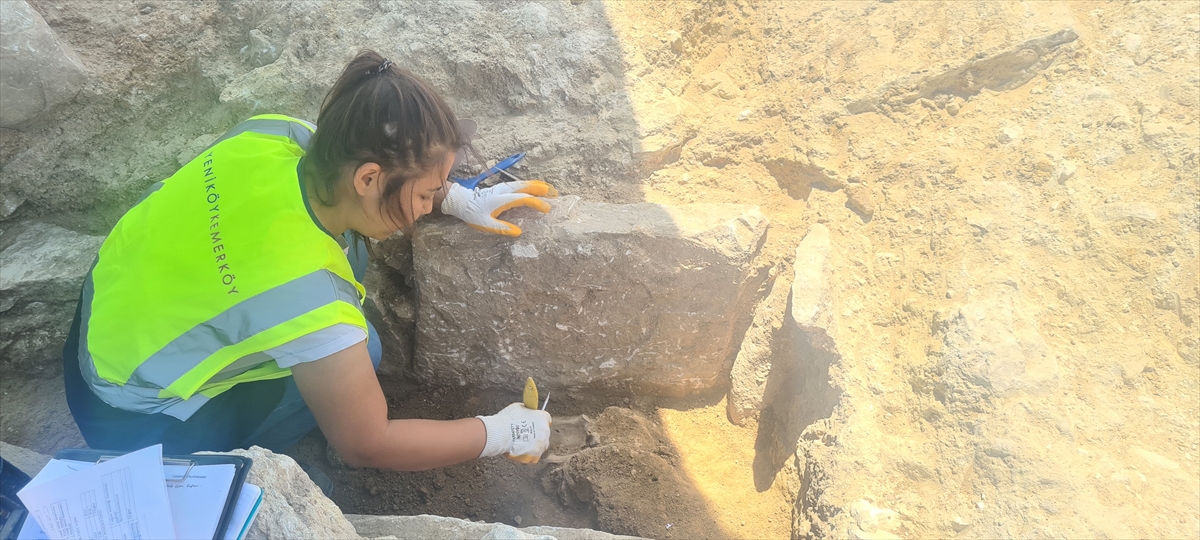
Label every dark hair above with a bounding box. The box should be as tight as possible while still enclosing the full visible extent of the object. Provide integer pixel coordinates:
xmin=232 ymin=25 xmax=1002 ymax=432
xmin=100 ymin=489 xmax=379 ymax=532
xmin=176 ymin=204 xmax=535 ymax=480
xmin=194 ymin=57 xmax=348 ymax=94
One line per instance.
xmin=303 ymin=49 xmax=461 ymax=234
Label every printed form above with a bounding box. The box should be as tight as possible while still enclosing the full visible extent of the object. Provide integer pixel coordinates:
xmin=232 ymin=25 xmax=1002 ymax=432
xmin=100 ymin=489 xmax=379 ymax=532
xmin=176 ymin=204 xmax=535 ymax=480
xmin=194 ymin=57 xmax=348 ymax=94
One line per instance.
xmin=17 ymin=444 xmax=176 ymax=540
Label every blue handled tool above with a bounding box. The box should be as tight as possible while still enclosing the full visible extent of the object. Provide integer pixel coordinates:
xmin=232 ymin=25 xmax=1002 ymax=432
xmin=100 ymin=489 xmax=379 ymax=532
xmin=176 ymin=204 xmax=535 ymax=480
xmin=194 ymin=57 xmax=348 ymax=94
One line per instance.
xmin=452 ymin=152 xmax=526 ymax=189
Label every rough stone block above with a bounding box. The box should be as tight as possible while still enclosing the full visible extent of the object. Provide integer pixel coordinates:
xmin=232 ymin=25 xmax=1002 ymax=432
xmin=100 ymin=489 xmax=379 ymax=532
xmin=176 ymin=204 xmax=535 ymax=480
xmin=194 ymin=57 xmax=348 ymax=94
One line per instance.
xmin=346 ymin=514 xmax=643 ymax=540
xmin=0 ymin=0 xmax=87 ymax=128
xmin=0 ymin=222 xmax=103 ymax=376
xmin=216 ymin=447 xmax=363 ymax=540
xmin=409 ymin=196 xmax=768 ymax=396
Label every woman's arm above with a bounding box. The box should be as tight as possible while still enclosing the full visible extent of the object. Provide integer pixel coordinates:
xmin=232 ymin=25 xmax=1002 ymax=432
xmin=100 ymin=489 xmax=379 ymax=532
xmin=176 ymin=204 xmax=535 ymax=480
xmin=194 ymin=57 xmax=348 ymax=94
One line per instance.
xmin=290 ymin=341 xmax=486 ymax=470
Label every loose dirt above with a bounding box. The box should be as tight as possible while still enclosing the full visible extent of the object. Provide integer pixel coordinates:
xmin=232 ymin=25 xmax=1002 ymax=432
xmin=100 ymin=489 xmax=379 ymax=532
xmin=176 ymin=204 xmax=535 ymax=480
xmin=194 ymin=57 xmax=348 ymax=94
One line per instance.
xmin=282 ymin=376 xmax=792 ymax=539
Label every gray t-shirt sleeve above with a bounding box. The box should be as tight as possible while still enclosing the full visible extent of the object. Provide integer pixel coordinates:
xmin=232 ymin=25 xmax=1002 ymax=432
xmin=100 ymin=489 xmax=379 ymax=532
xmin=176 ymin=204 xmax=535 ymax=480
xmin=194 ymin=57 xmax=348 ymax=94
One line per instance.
xmin=264 ymin=323 xmax=367 ymax=368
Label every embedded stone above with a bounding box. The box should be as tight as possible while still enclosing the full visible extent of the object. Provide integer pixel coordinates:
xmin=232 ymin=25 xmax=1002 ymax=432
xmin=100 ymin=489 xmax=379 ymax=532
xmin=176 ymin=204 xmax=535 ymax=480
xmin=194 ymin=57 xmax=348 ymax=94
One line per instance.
xmin=0 ymin=222 xmax=103 ymax=376
xmin=0 ymin=0 xmax=87 ymax=128
xmin=408 ymin=196 xmax=768 ymax=396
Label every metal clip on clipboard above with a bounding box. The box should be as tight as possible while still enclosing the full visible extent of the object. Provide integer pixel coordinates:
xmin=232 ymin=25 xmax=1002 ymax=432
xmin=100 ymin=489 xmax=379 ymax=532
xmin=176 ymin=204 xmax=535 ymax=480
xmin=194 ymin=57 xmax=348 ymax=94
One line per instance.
xmin=94 ymin=455 xmax=197 ymax=482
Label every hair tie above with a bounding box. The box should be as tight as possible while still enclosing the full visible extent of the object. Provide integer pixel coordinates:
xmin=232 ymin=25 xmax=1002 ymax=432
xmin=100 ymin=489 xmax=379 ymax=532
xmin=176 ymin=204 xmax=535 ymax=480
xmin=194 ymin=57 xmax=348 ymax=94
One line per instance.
xmin=373 ymin=59 xmax=393 ymax=75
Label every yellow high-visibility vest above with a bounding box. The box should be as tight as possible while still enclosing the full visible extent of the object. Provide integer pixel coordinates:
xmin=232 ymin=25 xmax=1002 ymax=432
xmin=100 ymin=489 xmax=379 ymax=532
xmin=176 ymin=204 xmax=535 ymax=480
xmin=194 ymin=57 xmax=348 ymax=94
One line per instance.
xmin=77 ymin=114 xmax=367 ymax=420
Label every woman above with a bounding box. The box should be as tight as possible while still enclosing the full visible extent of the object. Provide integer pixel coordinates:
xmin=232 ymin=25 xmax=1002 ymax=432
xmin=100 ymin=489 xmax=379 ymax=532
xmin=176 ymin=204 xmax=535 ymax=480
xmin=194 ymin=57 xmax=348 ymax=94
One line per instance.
xmin=63 ymin=50 xmax=553 ymax=470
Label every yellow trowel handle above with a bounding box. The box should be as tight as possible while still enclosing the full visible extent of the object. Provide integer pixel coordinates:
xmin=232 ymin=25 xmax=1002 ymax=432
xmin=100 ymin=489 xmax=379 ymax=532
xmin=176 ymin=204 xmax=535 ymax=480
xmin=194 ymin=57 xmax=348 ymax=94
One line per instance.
xmin=522 ymin=377 xmax=538 ymax=410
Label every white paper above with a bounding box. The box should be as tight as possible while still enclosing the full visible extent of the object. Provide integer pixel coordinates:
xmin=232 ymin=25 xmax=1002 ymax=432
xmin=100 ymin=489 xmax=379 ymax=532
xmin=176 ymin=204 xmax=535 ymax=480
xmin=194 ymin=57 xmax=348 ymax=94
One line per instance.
xmin=16 ymin=445 xmax=176 ymax=540
xmin=18 ymin=458 xmax=258 ymax=540
xmin=221 ymin=484 xmax=262 ymax=540
xmin=164 ymin=464 xmax=235 ymax=540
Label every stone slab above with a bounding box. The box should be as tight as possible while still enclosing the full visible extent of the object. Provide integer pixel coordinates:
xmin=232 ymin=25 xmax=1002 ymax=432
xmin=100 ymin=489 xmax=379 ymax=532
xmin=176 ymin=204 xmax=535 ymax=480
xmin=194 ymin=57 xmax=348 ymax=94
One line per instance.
xmin=346 ymin=514 xmax=644 ymax=540
xmin=409 ymin=196 xmax=768 ymax=396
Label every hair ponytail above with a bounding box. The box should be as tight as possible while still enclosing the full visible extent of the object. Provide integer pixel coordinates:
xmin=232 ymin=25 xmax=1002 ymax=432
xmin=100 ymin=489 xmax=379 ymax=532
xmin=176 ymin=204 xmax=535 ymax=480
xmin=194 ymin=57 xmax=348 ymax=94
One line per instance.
xmin=303 ymin=49 xmax=461 ymax=234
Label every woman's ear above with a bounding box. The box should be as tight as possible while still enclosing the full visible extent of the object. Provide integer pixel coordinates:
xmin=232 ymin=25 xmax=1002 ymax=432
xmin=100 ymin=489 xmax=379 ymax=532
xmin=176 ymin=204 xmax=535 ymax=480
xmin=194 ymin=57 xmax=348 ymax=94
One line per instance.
xmin=353 ymin=163 xmax=383 ymax=197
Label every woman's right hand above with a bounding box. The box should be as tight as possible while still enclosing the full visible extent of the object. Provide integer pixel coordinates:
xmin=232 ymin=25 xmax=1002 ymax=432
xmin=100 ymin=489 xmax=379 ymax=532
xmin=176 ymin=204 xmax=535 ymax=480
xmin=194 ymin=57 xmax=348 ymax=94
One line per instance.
xmin=477 ymin=402 xmax=552 ymax=463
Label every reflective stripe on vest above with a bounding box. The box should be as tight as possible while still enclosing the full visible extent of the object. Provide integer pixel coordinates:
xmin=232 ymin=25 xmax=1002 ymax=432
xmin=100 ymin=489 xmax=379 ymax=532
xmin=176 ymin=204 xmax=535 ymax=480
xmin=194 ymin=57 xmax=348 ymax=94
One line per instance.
xmin=203 ymin=116 xmax=316 ymax=154
xmin=80 ymin=114 xmax=365 ymax=420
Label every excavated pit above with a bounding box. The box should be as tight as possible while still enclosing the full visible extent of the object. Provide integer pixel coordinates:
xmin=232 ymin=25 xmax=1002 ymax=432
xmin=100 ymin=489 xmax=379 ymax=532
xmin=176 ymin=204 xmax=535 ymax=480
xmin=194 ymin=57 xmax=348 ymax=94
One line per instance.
xmin=3 ymin=1 xmax=1199 ymax=539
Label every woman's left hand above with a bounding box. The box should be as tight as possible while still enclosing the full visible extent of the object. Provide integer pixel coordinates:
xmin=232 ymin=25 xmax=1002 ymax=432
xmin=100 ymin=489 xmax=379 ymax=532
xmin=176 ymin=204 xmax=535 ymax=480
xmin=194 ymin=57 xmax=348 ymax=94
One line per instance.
xmin=440 ymin=180 xmax=558 ymax=237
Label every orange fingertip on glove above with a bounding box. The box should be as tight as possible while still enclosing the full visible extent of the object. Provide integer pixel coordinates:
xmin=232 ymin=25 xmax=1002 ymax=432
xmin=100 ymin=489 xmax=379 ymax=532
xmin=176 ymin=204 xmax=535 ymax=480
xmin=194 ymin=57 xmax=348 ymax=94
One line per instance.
xmin=517 ymin=180 xmax=559 ymax=198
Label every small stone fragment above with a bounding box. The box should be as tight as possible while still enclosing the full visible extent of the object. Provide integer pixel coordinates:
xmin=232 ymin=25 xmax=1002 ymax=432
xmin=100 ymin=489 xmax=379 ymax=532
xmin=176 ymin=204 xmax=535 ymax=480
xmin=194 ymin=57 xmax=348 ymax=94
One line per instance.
xmin=951 ymin=516 xmax=971 ymax=532
xmin=850 ymin=529 xmax=902 ymax=540
xmin=0 ymin=193 xmax=25 ymax=220
xmin=1108 ymin=115 xmax=1132 ymax=129
xmin=997 ymin=126 xmax=1023 ymax=144
xmin=1142 ymin=122 xmax=1171 ymax=141
xmin=1055 ymin=160 xmax=1076 ymax=183
xmin=1093 ymin=202 xmax=1158 ymax=222
xmin=845 ymin=185 xmax=875 ymax=218
xmin=246 ymin=29 xmax=280 ymax=68
xmin=984 ymin=439 xmax=1014 ymax=458
xmin=945 ymin=98 xmax=963 ymax=116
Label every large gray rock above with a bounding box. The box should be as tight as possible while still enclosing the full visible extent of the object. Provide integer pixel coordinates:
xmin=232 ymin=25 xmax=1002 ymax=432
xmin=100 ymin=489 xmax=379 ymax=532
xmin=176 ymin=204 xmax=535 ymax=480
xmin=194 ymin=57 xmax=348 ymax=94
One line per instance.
xmin=410 ymin=196 xmax=768 ymax=396
xmin=0 ymin=0 xmax=87 ymax=128
xmin=0 ymin=441 xmax=51 ymax=477
xmin=0 ymin=222 xmax=103 ymax=377
xmin=219 ymin=447 xmax=363 ymax=540
xmin=346 ymin=514 xmax=643 ymax=540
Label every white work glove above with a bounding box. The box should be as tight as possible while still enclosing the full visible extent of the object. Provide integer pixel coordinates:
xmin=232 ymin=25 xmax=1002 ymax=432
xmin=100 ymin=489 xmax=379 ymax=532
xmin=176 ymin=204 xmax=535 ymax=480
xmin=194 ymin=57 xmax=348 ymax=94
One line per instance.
xmin=441 ymin=181 xmax=558 ymax=237
xmin=477 ymin=402 xmax=552 ymax=463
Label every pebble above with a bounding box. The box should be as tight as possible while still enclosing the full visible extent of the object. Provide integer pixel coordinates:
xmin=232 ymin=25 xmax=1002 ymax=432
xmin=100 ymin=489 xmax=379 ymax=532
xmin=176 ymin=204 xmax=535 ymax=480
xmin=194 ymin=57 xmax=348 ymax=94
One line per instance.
xmin=737 ymin=109 xmax=752 ymax=121
xmin=984 ymin=439 xmax=1013 ymax=458
xmin=951 ymin=516 xmax=971 ymax=532
xmin=997 ymin=126 xmax=1022 ymax=144
xmin=845 ymin=185 xmax=875 ymax=218
xmin=1055 ymin=160 xmax=1076 ymax=183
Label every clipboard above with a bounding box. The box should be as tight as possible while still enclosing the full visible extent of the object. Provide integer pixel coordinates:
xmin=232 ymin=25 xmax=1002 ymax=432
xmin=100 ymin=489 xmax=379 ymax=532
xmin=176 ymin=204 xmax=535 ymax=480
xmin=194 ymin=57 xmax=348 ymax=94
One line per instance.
xmin=53 ymin=449 xmax=253 ymax=540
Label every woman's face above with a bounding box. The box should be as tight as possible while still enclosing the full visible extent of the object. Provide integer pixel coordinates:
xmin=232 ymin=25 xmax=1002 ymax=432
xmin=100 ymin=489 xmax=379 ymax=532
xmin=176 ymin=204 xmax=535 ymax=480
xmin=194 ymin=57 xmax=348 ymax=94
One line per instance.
xmin=359 ymin=151 xmax=455 ymax=240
